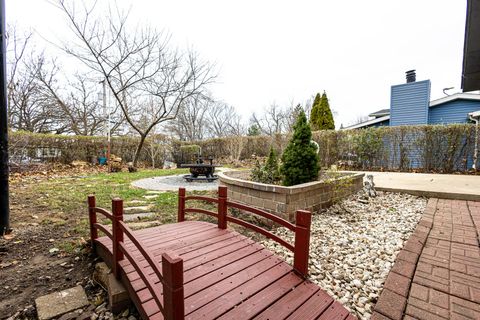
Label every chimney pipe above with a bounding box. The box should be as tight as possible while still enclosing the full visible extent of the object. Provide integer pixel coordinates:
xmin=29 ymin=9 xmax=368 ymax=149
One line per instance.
xmin=406 ymin=70 xmax=416 ymax=83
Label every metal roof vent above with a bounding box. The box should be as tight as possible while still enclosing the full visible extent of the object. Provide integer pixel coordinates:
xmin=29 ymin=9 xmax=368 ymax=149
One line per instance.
xmin=406 ymin=70 xmax=416 ymax=83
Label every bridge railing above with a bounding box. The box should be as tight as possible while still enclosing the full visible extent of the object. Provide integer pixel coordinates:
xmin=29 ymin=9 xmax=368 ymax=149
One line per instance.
xmin=88 ymin=196 xmax=184 ymax=320
xmin=178 ymin=186 xmax=312 ymax=277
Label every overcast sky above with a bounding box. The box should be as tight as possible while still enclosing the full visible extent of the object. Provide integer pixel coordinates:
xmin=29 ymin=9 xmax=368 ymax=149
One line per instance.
xmin=7 ymin=0 xmax=468 ymax=128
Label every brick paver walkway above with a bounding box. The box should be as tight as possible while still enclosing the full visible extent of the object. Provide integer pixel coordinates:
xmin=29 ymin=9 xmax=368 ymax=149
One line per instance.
xmin=372 ymin=199 xmax=480 ymax=320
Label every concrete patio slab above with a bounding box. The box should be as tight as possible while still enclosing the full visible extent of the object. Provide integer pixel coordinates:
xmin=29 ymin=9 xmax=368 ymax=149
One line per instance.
xmin=347 ymin=171 xmax=480 ymax=201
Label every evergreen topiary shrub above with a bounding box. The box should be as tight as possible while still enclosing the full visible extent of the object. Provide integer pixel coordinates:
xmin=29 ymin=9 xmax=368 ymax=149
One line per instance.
xmin=280 ymin=110 xmax=320 ymax=186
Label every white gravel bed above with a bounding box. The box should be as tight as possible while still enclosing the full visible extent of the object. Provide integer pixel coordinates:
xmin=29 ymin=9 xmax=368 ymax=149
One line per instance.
xmin=260 ymin=191 xmax=426 ymax=319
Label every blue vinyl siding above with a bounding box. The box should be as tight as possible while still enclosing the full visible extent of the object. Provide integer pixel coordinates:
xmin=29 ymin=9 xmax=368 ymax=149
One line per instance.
xmin=428 ymin=100 xmax=480 ymax=124
xmin=390 ymin=80 xmax=431 ymax=126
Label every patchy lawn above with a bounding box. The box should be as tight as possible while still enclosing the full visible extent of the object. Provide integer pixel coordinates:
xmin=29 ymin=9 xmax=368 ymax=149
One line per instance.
xmin=0 ymin=168 xmax=190 ymax=319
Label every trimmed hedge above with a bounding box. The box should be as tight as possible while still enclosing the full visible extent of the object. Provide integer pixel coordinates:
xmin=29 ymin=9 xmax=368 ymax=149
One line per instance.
xmin=181 ymin=124 xmax=479 ymax=173
xmin=8 ymin=124 xmax=480 ymax=173
xmin=8 ymin=131 xmax=170 ymax=167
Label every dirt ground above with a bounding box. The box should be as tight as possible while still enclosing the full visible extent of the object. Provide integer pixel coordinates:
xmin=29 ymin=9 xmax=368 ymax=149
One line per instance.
xmin=0 ymin=166 xmax=106 ymax=319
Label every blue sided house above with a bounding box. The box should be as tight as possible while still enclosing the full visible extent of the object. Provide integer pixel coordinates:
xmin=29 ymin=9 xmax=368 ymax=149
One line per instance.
xmin=345 ymin=70 xmax=480 ymax=130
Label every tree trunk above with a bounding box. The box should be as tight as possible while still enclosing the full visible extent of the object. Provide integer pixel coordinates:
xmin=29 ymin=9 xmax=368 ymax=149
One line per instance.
xmin=132 ymin=134 xmax=147 ymax=169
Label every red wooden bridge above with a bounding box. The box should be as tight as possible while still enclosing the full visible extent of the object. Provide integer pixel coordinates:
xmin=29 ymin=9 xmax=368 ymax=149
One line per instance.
xmin=88 ymin=186 xmax=355 ymax=320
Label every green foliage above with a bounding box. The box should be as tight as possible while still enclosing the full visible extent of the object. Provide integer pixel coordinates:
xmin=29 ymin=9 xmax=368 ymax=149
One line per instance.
xmin=309 ymin=92 xmax=335 ymax=130
xmin=247 ymin=124 xmax=261 ymax=136
xmin=250 ymin=147 xmax=281 ymax=184
xmin=280 ymin=111 xmax=320 ymax=186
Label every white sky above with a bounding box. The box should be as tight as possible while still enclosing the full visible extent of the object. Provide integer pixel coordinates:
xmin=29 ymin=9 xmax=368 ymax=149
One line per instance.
xmin=7 ymin=0 xmax=467 ymax=128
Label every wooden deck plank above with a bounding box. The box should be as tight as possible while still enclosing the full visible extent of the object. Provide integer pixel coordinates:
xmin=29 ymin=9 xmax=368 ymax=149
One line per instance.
xmin=135 ymin=244 xmax=270 ymax=304
xmin=184 ymin=248 xmax=274 ymax=297
xmin=253 ymin=281 xmax=320 ymax=320
xmin=96 ymin=223 xmax=215 ymax=261
xmin=183 ymin=240 xmax=260 ymax=271
xmin=128 ymin=237 xmax=260 ymax=290
xmin=316 ymin=301 xmax=351 ymax=320
xmin=286 ymin=289 xmax=334 ymax=320
xmin=99 ymin=222 xmax=216 ymax=252
xmin=121 ymin=229 xmax=237 ymax=274
xmin=216 ymin=272 xmax=304 ymax=320
xmin=186 ymin=262 xmax=293 ymax=320
xmin=185 ymin=255 xmax=284 ymax=314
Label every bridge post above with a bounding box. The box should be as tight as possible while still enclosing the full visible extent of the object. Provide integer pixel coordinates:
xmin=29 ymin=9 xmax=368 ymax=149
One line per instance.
xmin=162 ymin=252 xmax=185 ymax=320
xmin=88 ymin=195 xmax=98 ymax=245
xmin=293 ymin=210 xmax=312 ymax=277
xmin=112 ymin=198 xmax=124 ymax=279
xmin=217 ymin=186 xmax=227 ymax=229
xmin=178 ymin=188 xmax=186 ymax=222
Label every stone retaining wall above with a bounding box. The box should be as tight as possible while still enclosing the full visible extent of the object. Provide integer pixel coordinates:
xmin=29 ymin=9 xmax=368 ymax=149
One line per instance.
xmin=218 ymin=170 xmax=364 ymax=221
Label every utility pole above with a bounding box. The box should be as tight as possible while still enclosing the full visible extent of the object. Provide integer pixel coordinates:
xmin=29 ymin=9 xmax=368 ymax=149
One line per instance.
xmin=100 ymin=79 xmax=111 ymax=170
xmin=0 ymin=0 xmax=10 ymax=236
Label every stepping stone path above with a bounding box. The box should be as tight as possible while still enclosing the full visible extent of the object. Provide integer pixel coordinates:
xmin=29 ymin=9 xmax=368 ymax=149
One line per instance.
xmin=122 ymin=192 xmax=166 ymax=227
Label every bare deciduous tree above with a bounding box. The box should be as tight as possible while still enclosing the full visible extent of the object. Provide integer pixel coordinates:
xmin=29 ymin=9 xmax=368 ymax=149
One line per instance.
xmin=7 ymin=28 xmax=66 ymax=133
xmin=168 ymin=94 xmax=212 ymax=141
xmin=52 ymin=0 xmax=215 ymax=167
xmin=205 ymin=101 xmax=237 ymax=138
xmin=250 ymin=103 xmax=288 ymax=135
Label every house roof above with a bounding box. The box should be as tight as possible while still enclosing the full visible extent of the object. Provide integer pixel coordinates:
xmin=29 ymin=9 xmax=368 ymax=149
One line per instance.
xmin=429 ymin=92 xmax=480 ymax=107
xmin=346 ymin=93 xmax=480 ymax=130
xmin=343 ymin=115 xmax=390 ymax=130
xmin=368 ymin=108 xmax=390 ymax=117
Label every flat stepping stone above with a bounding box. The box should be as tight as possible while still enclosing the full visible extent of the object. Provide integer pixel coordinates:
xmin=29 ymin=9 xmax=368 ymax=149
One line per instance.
xmin=126 ymin=200 xmax=147 ymax=204
xmin=123 ymin=212 xmax=156 ymax=222
xmin=126 ymin=220 xmax=162 ymax=230
xmin=143 ymin=195 xmax=159 ymax=200
xmin=124 ymin=205 xmax=153 ymax=212
xmin=146 ymin=190 xmax=164 ymax=194
xmin=35 ymin=286 xmax=89 ymax=320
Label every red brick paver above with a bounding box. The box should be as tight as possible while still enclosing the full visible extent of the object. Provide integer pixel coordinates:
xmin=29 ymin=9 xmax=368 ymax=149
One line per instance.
xmin=374 ymin=198 xmax=480 ymax=319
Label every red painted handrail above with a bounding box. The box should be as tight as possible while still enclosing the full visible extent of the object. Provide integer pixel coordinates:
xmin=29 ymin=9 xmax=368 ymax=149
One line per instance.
xmin=178 ymin=186 xmax=312 ymax=277
xmin=93 ymin=207 xmax=114 ymax=220
xmin=118 ymin=220 xmax=165 ymax=284
xmin=226 ymin=216 xmax=294 ymax=251
xmin=118 ymin=241 xmax=165 ymax=315
xmin=93 ymin=223 xmax=113 ymax=239
xmin=226 ymin=201 xmax=295 ymax=232
xmin=184 ymin=208 xmax=218 ymax=219
xmin=184 ymin=195 xmax=219 ymax=203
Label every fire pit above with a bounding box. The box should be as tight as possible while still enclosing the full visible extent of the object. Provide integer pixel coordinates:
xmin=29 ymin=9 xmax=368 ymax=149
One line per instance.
xmin=181 ymin=154 xmax=219 ymax=182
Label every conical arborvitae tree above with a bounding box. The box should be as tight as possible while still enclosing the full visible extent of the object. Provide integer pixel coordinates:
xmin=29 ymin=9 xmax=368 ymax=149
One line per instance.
xmin=309 ymin=91 xmax=335 ymax=130
xmin=280 ymin=110 xmax=319 ymax=186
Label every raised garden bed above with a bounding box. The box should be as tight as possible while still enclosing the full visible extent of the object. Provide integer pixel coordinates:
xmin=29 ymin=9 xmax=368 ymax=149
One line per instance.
xmin=218 ymin=170 xmax=364 ymax=220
